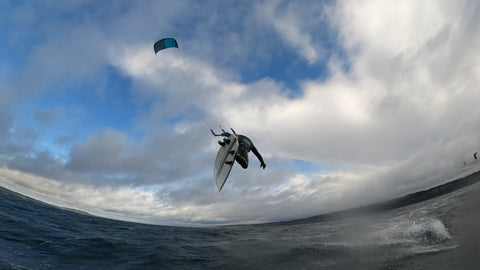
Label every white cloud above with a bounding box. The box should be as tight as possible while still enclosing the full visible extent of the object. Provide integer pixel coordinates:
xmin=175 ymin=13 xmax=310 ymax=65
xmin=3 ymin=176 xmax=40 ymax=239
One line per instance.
xmin=337 ymin=0 xmax=448 ymax=55
xmin=0 ymin=167 xmax=166 ymax=224
xmin=256 ymin=0 xmax=324 ymax=64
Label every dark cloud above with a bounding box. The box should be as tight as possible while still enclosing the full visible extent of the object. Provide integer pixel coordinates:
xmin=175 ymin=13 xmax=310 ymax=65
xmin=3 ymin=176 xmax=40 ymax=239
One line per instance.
xmin=34 ymin=106 xmax=65 ymax=124
xmin=66 ymin=129 xmax=128 ymax=173
xmin=55 ymin=134 xmax=76 ymax=145
xmin=64 ymin=124 xmax=213 ymax=186
xmin=6 ymin=151 xmax=68 ymax=182
xmin=0 ymin=90 xmax=13 ymax=137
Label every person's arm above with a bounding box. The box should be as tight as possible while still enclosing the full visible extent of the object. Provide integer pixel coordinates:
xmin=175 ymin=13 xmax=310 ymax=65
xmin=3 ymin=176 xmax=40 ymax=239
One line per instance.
xmin=251 ymin=145 xmax=266 ymax=169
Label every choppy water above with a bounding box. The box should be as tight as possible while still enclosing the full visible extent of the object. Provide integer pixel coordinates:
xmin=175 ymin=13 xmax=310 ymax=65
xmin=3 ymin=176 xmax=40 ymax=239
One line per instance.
xmin=1 ymin=179 xmax=480 ymax=269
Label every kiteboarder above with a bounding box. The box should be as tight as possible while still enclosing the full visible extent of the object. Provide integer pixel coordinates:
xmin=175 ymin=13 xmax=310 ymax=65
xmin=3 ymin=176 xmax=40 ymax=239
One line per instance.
xmin=211 ymin=128 xmax=266 ymax=170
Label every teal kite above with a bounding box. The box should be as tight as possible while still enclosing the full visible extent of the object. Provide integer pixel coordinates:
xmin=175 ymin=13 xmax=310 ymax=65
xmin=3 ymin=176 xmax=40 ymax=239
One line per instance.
xmin=153 ymin=38 xmax=179 ymax=54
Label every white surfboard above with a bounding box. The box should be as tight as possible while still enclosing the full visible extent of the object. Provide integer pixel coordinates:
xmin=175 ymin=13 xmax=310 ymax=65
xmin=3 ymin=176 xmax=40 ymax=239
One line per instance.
xmin=214 ymin=134 xmax=239 ymax=191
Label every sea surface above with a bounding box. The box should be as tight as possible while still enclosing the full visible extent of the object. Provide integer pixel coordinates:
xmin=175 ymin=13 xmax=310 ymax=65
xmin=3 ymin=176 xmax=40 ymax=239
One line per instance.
xmin=1 ymin=176 xmax=480 ymax=269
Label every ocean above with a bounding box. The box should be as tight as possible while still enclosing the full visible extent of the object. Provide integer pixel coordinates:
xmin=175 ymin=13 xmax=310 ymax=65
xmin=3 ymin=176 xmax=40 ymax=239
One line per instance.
xmin=1 ymin=173 xmax=480 ymax=269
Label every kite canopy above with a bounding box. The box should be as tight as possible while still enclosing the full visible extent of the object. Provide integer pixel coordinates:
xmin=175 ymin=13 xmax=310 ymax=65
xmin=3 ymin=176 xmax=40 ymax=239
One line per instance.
xmin=475 ymin=152 xmax=478 ymax=159
xmin=154 ymin=38 xmax=179 ymax=54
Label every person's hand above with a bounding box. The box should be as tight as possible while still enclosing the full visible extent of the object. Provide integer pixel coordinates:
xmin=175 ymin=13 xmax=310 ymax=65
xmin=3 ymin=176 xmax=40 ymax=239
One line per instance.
xmin=260 ymin=162 xmax=266 ymax=169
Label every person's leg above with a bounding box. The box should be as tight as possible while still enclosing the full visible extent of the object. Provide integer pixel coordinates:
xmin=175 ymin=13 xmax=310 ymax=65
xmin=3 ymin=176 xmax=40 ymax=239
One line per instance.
xmin=235 ymin=147 xmax=249 ymax=169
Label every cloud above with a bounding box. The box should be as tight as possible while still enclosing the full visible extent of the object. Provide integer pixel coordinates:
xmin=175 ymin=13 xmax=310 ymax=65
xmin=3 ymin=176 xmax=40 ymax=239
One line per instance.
xmin=66 ymin=129 xmax=129 ymax=173
xmin=256 ymin=0 xmax=326 ymax=64
xmin=34 ymin=106 xmax=66 ymax=124
xmin=63 ymin=124 xmax=214 ymax=186
xmin=0 ymin=167 xmax=165 ymax=224
xmin=0 ymin=91 xmax=12 ymax=139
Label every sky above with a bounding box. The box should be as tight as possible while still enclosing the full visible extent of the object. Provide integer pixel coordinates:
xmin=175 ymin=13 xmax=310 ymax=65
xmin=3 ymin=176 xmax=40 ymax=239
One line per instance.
xmin=1 ymin=0 xmax=480 ymax=226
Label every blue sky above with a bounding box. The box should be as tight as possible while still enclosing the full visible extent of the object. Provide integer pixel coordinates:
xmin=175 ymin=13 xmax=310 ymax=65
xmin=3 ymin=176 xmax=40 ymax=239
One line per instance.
xmin=2 ymin=0 xmax=480 ymax=226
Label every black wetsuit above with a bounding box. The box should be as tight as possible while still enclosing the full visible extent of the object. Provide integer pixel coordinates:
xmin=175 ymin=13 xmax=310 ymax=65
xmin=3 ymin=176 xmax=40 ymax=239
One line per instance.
xmin=235 ymin=135 xmax=265 ymax=169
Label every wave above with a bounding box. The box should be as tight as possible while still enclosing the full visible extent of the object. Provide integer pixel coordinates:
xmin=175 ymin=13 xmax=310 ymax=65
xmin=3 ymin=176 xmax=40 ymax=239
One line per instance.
xmin=369 ymin=218 xmax=451 ymax=245
xmin=326 ymin=216 xmax=452 ymax=252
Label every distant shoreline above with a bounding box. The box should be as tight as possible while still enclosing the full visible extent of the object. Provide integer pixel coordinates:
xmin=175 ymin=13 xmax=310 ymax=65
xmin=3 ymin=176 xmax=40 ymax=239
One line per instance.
xmin=270 ymin=169 xmax=480 ymax=226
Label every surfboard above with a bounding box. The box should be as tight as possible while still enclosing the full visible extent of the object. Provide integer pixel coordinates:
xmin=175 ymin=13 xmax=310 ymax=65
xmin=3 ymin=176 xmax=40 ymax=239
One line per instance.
xmin=214 ymin=134 xmax=239 ymax=191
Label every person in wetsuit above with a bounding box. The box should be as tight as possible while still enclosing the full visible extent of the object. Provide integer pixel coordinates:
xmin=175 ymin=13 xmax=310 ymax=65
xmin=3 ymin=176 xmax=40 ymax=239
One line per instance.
xmin=234 ymin=134 xmax=266 ymax=169
xmin=214 ymin=129 xmax=266 ymax=169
